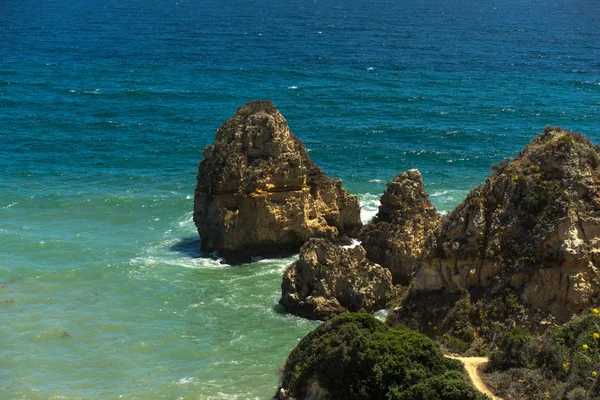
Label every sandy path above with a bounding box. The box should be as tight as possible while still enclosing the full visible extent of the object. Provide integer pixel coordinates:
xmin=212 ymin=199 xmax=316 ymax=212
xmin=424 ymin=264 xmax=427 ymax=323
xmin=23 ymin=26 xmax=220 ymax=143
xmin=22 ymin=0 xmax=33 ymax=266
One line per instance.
xmin=445 ymin=356 xmax=502 ymax=400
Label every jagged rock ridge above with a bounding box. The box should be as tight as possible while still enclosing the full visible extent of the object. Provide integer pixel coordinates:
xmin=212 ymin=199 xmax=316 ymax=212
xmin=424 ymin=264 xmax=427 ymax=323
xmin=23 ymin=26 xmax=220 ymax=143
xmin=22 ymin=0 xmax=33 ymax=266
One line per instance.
xmin=359 ymin=169 xmax=441 ymax=284
xmin=279 ymin=238 xmax=393 ymax=320
xmin=400 ymin=128 xmax=600 ymax=327
xmin=193 ymin=101 xmax=362 ymax=262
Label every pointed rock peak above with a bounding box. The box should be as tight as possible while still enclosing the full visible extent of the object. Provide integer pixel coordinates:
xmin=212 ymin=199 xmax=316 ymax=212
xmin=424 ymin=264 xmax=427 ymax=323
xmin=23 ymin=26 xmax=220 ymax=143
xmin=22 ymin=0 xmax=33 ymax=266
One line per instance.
xmin=208 ymin=100 xmax=299 ymax=160
xmin=491 ymin=127 xmax=600 ymax=182
xmin=359 ymin=169 xmax=440 ymax=285
xmin=236 ymin=99 xmax=278 ymax=116
xmin=377 ymin=168 xmax=438 ymax=224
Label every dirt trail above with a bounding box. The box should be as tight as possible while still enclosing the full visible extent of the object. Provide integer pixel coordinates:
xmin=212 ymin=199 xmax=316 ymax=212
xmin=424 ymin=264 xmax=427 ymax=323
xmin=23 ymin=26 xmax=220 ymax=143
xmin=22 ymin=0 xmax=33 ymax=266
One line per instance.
xmin=445 ymin=356 xmax=502 ymax=400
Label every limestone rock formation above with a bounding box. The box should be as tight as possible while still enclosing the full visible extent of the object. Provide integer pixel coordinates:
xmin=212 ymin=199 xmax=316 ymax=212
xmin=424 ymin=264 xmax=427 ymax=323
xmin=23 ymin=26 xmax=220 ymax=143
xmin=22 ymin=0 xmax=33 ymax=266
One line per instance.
xmin=401 ymin=128 xmax=600 ymax=325
xmin=193 ymin=101 xmax=362 ymax=262
xmin=279 ymin=238 xmax=393 ymax=320
xmin=358 ymin=169 xmax=441 ymax=284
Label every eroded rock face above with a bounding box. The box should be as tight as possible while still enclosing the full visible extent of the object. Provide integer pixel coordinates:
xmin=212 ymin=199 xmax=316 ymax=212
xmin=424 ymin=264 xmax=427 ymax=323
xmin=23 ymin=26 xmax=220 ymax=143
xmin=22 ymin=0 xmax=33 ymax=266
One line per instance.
xmin=194 ymin=101 xmax=362 ymax=262
xmin=403 ymin=128 xmax=600 ymax=324
xmin=279 ymin=238 xmax=393 ymax=320
xmin=358 ymin=169 xmax=441 ymax=285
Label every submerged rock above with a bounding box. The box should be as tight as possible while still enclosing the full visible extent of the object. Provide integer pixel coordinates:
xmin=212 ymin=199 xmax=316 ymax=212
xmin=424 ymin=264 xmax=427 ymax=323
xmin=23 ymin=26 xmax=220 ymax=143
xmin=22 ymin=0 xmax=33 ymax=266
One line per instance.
xmin=358 ymin=169 xmax=441 ymax=284
xmin=279 ymin=238 xmax=392 ymax=320
xmin=398 ymin=128 xmax=600 ymax=329
xmin=193 ymin=101 xmax=362 ymax=262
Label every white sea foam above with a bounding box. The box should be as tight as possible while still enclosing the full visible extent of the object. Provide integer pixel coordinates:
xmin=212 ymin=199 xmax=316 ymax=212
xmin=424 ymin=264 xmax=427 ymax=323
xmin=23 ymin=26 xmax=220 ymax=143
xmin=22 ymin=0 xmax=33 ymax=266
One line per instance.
xmin=429 ymin=189 xmax=469 ymax=215
xmin=176 ymin=212 xmax=195 ymax=229
xmin=341 ymin=239 xmax=361 ymax=249
xmin=287 ymin=86 xmax=298 ymax=89
xmin=2 ymin=202 xmax=18 ymax=209
xmin=358 ymin=193 xmax=379 ymax=224
xmin=230 ymin=335 xmax=245 ymax=344
xmin=172 ymin=257 xmax=225 ymax=269
xmin=430 ymin=190 xmax=449 ymax=197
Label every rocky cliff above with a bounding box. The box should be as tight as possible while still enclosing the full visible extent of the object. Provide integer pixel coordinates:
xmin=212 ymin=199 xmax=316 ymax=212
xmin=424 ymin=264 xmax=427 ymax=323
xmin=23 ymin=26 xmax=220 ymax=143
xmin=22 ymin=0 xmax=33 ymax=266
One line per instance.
xmin=359 ymin=169 xmax=441 ymax=284
xmin=279 ymin=238 xmax=392 ymax=320
xmin=194 ymin=101 xmax=362 ymax=262
xmin=398 ymin=128 xmax=600 ymax=329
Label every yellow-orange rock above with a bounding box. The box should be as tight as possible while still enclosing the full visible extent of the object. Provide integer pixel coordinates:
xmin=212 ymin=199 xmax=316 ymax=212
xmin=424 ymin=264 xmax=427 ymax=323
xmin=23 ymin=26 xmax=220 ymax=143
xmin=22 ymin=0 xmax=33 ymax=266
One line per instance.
xmin=279 ymin=238 xmax=393 ymax=320
xmin=193 ymin=101 xmax=362 ymax=262
xmin=404 ymin=128 xmax=600 ymax=324
xmin=358 ymin=169 xmax=441 ymax=285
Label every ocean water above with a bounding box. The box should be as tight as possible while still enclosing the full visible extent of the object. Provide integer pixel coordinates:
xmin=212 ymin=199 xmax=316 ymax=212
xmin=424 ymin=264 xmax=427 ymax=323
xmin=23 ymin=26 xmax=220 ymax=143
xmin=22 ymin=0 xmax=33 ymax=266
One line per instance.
xmin=1 ymin=0 xmax=599 ymax=398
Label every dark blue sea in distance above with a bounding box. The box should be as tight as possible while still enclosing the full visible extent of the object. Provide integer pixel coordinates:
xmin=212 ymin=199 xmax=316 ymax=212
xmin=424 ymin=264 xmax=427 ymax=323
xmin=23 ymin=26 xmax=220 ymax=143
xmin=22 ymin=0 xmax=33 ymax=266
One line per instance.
xmin=1 ymin=0 xmax=599 ymax=398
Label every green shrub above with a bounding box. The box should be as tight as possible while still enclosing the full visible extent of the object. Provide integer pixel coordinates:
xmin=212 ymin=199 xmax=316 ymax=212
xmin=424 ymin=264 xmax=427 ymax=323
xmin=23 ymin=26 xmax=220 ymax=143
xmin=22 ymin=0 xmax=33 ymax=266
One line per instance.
xmin=490 ymin=328 xmax=538 ymax=369
xmin=446 ymin=337 xmax=471 ymax=354
xmin=391 ymin=371 xmax=483 ymax=400
xmin=486 ymin=311 xmax=600 ymax=399
xmin=565 ymin=387 xmax=587 ymax=400
xmin=276 ymin=313 xmax=488 ymax=400
xmin=558 ymin=134 xmax=575 ymax=151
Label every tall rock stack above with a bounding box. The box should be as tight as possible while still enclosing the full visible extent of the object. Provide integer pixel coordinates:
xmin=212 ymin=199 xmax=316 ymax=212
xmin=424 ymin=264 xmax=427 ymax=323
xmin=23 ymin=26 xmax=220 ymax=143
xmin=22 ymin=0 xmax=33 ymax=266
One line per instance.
xmin=194 ymin=101 xmax=362 ymax=263
xmin=399 ymin=128 xmax=600 ymax=327
xmin=359 ymin=169 xmax=441 ymax=285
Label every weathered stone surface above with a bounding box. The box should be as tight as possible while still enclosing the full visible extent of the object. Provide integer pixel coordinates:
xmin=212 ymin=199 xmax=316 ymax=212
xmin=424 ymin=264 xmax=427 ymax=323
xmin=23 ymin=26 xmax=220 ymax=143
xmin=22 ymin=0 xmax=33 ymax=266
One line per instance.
xmin=193 ymin=101 xmax=362 ymax=262
xmin=401 ymin=128 xmax=600 ymax=325
xmin=358 ymin=169 xmax=441 ymax=284
xmin=279 ymin=238 xmax=393 ymax=320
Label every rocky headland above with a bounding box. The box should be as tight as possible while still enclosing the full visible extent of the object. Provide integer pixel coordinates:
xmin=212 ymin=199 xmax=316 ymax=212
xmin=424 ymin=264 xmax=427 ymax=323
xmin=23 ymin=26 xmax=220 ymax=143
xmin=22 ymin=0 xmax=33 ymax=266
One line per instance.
xmin=279 ymin=238 xmax=393 ymax=320
xmin=392 ymin=128 xmax=600 ymax=339
xmin=359 ymin=169 xmax=441 ymax=285
xmin=193 ymin=101 xmax=362 ymax=263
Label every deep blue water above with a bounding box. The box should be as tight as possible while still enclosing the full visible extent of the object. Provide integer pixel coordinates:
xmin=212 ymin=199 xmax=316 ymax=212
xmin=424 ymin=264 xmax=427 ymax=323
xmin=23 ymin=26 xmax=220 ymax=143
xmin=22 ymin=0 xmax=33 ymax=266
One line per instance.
xmin=1 ymin=0 xmax=599 ymax=398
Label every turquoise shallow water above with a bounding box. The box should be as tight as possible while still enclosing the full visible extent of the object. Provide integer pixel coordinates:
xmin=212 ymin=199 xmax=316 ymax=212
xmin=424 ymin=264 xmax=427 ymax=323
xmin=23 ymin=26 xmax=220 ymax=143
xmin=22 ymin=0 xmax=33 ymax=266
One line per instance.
xmin=1 ymin=0 xmax=600 ymax=398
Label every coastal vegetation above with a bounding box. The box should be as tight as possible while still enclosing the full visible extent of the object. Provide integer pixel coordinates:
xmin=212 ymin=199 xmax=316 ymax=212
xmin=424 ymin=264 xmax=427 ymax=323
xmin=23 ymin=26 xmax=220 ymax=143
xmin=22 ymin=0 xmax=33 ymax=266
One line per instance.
xmin=390 ymin=288 xmax=530 ymax=356
xmin=276 ymin=313 xmax=489 ymax=400
xmin=483 ymin=310 xmax=600 ymax=399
